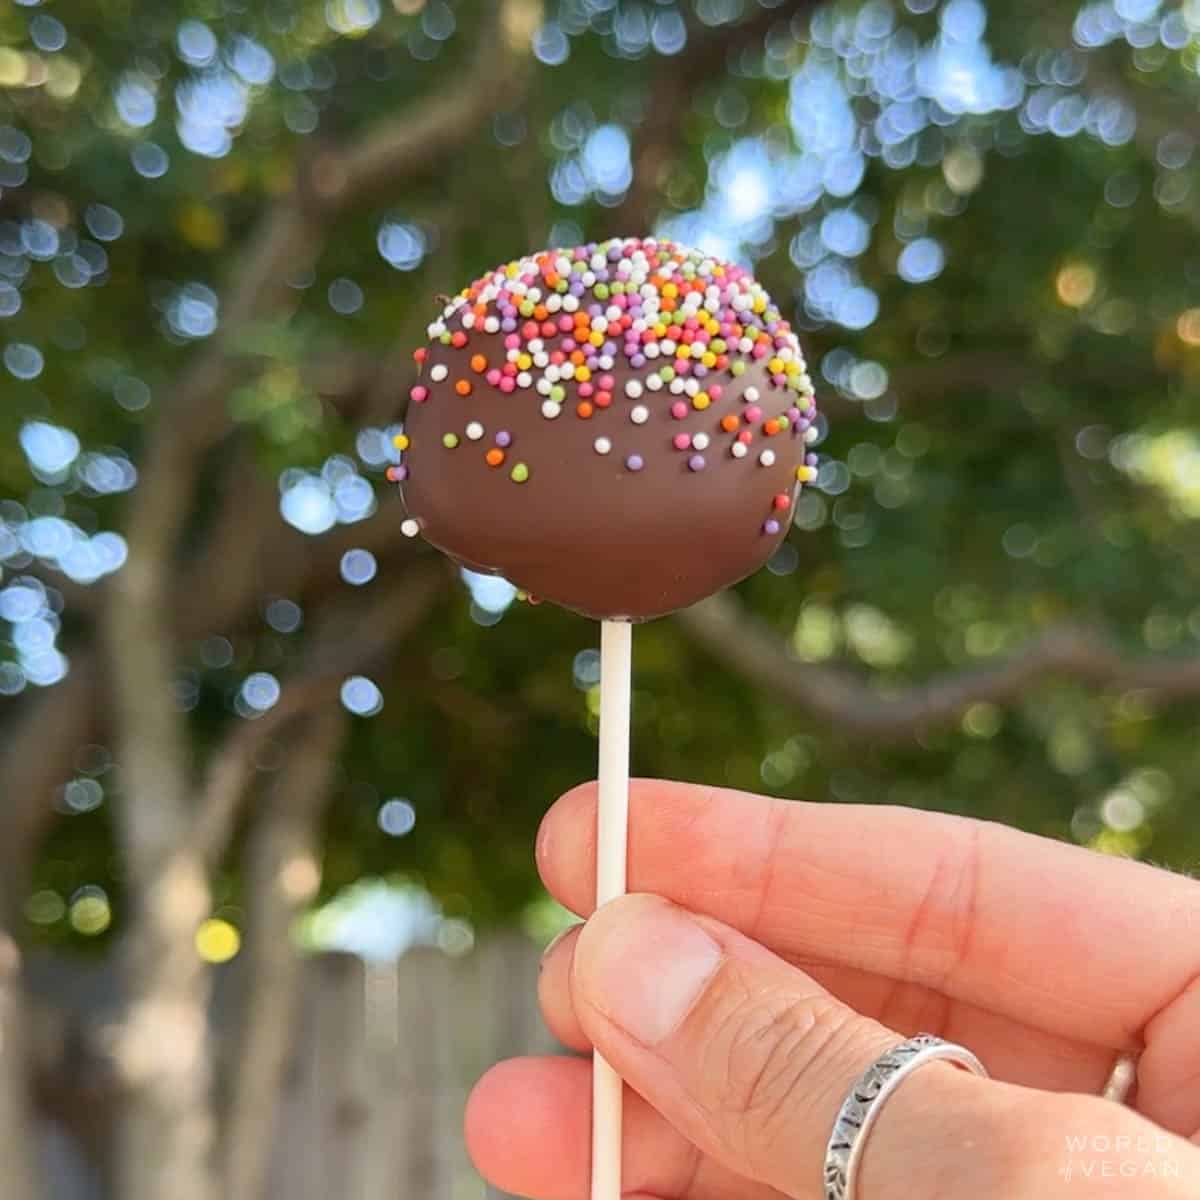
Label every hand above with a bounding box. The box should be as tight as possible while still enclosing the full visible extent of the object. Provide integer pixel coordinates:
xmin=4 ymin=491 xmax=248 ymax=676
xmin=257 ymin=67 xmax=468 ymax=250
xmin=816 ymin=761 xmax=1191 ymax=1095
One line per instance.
xmin=467 ymin=780 xmax=1200 ymax=1198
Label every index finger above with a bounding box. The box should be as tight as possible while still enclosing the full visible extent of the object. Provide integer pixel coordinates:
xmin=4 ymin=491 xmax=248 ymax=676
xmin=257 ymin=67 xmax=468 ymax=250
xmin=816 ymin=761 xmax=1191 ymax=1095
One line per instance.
xmin=536 ymin=780 xmax=1200 ymax=1048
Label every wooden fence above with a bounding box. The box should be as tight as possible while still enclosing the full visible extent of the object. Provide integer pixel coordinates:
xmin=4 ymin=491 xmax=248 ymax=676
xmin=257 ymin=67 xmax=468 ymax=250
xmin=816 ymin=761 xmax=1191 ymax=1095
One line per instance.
xmin=37 ymin=935 xmax=560 ymax=1200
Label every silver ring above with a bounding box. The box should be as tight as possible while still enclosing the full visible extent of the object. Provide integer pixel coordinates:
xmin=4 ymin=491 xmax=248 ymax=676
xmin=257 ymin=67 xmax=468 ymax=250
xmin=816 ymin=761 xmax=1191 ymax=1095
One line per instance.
xmin=823 ymin=1033 xmax=989 ymax=1200
xmin=1101 ymin=1052 xmax=1138 ymax=1104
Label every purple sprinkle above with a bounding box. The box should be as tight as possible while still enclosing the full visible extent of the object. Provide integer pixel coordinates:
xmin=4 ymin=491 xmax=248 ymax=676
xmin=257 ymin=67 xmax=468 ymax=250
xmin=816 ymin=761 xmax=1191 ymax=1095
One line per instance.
xmin=763 ymin=519 xmax=781 ymax=535
xmin=495 ymin=431 xmax=512 ymax=448
xmin=394 ymin=464 xmax=408 ymax=481
xmin=787 ymin=406 xmax=801 ymax=422
xmin=562 ymin=338 xmax=578 ymax=352
xmin=602 ymin=340 xmax=617 ymax=356
xmin=688 ymin=454 xmax=706 ymax=472
xmin=798 ymin=418 xmax=811 ymax=430
xmin=608 ymin=245 xmax=623 ymax=261
xmin=693 ymin=364 xmax=708 ymax=378
xmin=626 ymin=454 xmax=644 ymax=472
xmin=631 ymin=353 xmax=646 ymax=369
xmin=806 ymin=452 xmax=818 ymax=466
xmin=595 ymin=269 xmax=609 ymax=282
xmin=501 ymin=318 xmax=517 ymax=332
xmin=569 ymin=281 xmax=585 ymax=296
xmin=588 ymin=303 xmax=603 ymax=316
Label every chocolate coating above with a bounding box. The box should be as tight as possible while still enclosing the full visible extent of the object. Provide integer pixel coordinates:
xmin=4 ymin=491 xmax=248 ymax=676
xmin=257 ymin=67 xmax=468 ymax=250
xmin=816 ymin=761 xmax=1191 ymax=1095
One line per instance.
xmin=394 ymin=239 xmax=818 ymax=621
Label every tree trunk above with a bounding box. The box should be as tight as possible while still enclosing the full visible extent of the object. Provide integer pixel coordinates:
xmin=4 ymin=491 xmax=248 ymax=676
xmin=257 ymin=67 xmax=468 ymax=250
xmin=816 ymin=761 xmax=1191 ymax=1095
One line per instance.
xmin=112 ymin=850 xmax=217 ymax=1200
xmin=223 ymin=711 xmax=345 ymax=1200
xmin=0 ymin=934 xmax=41 ymax=1200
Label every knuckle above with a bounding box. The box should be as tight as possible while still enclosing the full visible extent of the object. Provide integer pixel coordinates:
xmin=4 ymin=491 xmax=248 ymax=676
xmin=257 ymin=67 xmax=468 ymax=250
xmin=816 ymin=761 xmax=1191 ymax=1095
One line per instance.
xmin=706 ymin=970 xmax=851 ymax=1170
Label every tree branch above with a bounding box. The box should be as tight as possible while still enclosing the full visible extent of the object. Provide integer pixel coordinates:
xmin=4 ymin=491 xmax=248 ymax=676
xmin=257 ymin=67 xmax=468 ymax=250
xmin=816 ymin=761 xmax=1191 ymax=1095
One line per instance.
xmin=676 ymin=591 xmax=1200 ymax=742
xmin=193 ymin=559 xmax=446 ymax=869
xmin=610 ymin=1 xmax=813 ymax=237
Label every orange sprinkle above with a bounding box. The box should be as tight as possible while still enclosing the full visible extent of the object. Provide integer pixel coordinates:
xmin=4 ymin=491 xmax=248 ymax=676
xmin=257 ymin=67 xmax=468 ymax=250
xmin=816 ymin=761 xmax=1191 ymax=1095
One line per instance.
xmin=576 ymin=401 xmax=594 ymax=419
xmin=486 ymin=449 xmax=505 ymax=467
xmin=455 ymin=379 xmax=472 ymax=396
xmin=470 ymin=354 xmax=487 ymax=373
xmin=533 ymin=304 xmax=548 ymax=321
xmin=764 ymin=419 xmax=781 ymax=436
xmin=721 ymin=414 xmax=739 ymax=432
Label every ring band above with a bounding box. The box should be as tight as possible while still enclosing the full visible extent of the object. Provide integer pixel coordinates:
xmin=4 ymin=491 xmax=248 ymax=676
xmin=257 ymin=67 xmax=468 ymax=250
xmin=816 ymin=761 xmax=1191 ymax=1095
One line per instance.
xmin=1101 ymin=1052 xmax=1138 ymax=1104
xmin=823 ymin=1033 xmax=989 ymax=1200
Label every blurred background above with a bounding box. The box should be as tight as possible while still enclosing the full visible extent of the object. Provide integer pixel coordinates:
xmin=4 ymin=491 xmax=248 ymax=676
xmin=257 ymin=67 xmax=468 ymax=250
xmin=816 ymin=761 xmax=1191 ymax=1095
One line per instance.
xmin=1 ymin=0 xmax=1198 ymax=1196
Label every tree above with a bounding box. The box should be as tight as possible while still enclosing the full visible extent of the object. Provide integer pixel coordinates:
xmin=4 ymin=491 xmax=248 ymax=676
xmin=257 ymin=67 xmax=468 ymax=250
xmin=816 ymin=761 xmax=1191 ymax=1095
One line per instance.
xmin=1 ymin=0 xmax=1199 ymax=1196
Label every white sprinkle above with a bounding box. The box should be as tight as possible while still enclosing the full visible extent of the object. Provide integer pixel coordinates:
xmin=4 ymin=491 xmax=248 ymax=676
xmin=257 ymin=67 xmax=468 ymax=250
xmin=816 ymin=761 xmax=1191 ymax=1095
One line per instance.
xmin=594 ymin=437 xmax=612 ymax=455
xmin=692 ymin=432 xmax=710 ymax=451
xmin=560 ymin=362 xmax=576 ymax=380
xmin=517 ymin=371 xmax=532 ymax=388
xmin=541 ymin=400 xmax=561 ymax=419
xmin=483 ymin=316 xmax=500 ymax=334
xmin=731 ymin=442 xmax=748 ymax=459
xmin=430 ymin=364 xmax=448 ymax=382
xmin=563 ymin=294 xmax=579 ymax=312
xmin=646 ymin=374 xmax=664 ymax=391
xmin=630 ymin=405 xmax=649 ymax=425
xmin=466 ymin=422 xmax=484 ymax=441
xmin=536 ymin=378 xmax=552 ymax=396
xmin=401 ymin=518 xmax=420 ymax=538
xmin=804 ymin=427 xmax=819 ymax=444
xmin=759 ymin=449 xmax=776 ymax=467
xmin=669 ymin=377 xmax=686 ymax=394
xmin=598 ymin=354 xmax=615 ymax=370
xmin=743 ymin=386 xmax=760 ymax=403
xmin=660 ymin=339 xmax=676 ymax=356
xmin=625 ymin=379 xmax=644 ymax=399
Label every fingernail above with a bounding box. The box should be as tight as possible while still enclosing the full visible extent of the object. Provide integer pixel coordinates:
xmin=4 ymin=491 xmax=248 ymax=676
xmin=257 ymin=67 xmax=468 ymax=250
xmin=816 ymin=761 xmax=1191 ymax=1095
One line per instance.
xmin=575 ymin=895 xmax=723 ymax=1046
xmin=540 ymin=923 xmax=578 ymax=972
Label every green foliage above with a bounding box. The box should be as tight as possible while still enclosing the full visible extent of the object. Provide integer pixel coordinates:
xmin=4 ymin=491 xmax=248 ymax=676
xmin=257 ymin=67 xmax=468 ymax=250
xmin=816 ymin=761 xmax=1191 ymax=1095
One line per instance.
xmin=2 ymin=0 xmax=1199 ymax=948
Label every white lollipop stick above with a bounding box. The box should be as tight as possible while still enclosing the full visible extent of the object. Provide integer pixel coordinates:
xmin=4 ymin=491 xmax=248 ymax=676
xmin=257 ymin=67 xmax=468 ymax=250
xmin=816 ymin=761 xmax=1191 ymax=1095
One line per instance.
xmin=592 ymin=618 xmax=632 ymax=1200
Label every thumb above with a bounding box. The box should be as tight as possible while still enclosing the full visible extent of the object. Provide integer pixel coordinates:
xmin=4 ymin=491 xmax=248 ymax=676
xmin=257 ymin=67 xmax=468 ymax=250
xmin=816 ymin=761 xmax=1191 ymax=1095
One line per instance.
xmin=571 ymin=895 xmax=1068 ymax=1200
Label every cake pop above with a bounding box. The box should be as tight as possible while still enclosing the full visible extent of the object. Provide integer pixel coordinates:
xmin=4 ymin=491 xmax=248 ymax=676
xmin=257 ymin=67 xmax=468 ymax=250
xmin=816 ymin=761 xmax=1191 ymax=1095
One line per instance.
xmin=391 ymin=236 xmax=819 ymax=620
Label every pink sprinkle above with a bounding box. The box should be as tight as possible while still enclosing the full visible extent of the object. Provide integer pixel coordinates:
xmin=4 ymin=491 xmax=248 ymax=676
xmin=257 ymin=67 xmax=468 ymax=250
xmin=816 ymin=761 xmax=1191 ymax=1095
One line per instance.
xmin=752 ymin=343 xmax=769 ymax=358
xmin=499 ymin=377 xmax=516 ymax=393
xmin=708 ymin=384 xmax=723 ymax=400
xmin=673 ymin=433 xmax=691 ymax=450
xmin=558 ymin=315 xmax=574 ymax=332
xmin=522 ymin=321 xmax=539 ymax=339
xmin=410 ymin=385 xmax=428 ymax=404
xmin=486 ymin=369 xmax=502 ymax=386
xmin=745 ymin=405 xmax=763 ymax=423
xmin=578 ymin=381 xmax=594 ymax=398
xmin=504 ymin=333 xmax=520 ymax=350
xmin=599 ymin=374 xmax=615 ymax=390
xmin=671 ymin=401 xmax=688 ymax=420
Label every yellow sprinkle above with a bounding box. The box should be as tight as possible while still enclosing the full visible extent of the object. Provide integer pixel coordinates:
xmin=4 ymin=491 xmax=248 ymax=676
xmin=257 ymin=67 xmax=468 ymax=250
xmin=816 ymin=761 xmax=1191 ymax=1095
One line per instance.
xmin=701 ymin=351 xmax=717 ymax=368
xmin=653 ymin=322 xmax=668 ymax=338
xmin=768 ymin=357 xmax=784 ymax=374
xmin=393 ymin=433 xmax=410 ymax=451
xmin=517 ymin=353 xmax=532 ymax=370
xmin=662 ymin=282 xmax=678 ymax=299
xmin=575 ymin=365 xmax=591 ymax=382
xmin=588 ymin=330 xmax=604 ymax=347
xmin=692 ymin=392 xmax=710 ymax=411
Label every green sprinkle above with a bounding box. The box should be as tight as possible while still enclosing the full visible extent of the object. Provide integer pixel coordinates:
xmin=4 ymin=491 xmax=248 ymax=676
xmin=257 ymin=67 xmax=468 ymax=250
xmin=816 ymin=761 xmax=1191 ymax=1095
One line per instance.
xmin=594 ymin=283 xmax=609 ymax=301
xmin=550 ymin=384 xmax=565 ymax=402
xmin=732 ymin=360 xmax=746 ymax=376
xmin=519 ymin=300 xmax=535 ymax=317
xmin=610 ymin=281 xmax=625 ymax=295
xmin=711 ymin=338 xmax=727 ymax=354
xmin=659 ymin=365 xmax=675 ymax=382
xmin=556 ymin=279 xmax=568 ymax=292
xmin=777 ymin=416 xmax=790 ymax=431
xmin=439 ymin=332 xmax=452 ymax=344
xmin=442 ymin=433 xmax=459 ymax=449
xmin=511 ymin=463 xmax=529 ymax=483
